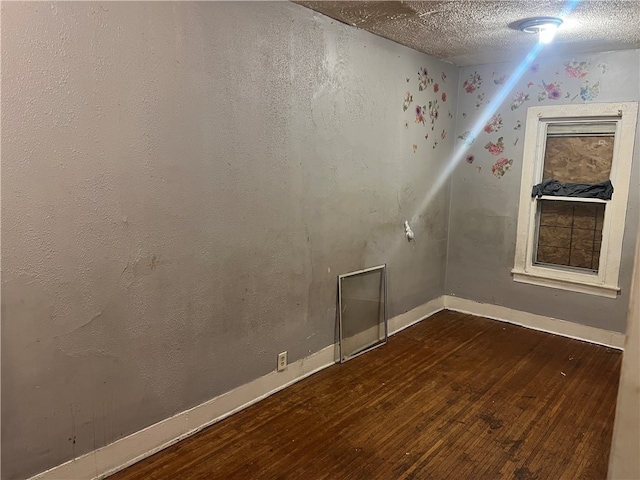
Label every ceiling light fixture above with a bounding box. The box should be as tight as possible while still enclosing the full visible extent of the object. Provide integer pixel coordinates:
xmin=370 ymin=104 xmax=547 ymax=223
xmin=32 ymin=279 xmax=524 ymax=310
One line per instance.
xmin=518 ymin=17 xmax=563 ymax=45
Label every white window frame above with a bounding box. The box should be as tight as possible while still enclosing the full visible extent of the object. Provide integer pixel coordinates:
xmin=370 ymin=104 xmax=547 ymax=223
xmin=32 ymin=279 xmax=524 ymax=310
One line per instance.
xmin=512 ymin=102 xmax=638 ymax=298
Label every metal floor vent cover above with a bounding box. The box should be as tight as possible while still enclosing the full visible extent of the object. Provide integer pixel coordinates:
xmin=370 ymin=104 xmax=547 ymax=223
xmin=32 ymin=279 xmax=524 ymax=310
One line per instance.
xmin=338 ymin=264 xmax=388 ymax=363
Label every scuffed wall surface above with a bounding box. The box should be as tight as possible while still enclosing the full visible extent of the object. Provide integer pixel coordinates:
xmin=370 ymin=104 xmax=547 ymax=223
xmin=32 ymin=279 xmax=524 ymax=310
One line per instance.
xmin=0 ymin=2 xmax=458 ymax=478
xmin=446 ymin=49 xmax=640 ymax=333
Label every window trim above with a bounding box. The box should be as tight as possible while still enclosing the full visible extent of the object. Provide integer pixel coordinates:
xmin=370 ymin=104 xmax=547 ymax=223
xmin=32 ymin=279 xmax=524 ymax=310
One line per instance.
xmin=512 ymin=102 xmax=638 ymax=298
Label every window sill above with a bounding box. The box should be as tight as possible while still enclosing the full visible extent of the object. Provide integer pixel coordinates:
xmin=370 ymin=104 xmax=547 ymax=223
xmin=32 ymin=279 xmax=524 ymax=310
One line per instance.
xmin=536 ymin=195 xmax=608 ymax=204
xmin=511 ymin=269 xmax=620 ymax=299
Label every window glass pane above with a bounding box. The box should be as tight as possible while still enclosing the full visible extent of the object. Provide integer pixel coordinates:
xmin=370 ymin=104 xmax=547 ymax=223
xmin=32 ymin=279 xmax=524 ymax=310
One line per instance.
xmin=543 ymin=135 xmax=614 ymax=183
xmin=535 ymin=200 xmax=604 ymax=271
xmin=339 ymin=267 xmax=386 ymax=361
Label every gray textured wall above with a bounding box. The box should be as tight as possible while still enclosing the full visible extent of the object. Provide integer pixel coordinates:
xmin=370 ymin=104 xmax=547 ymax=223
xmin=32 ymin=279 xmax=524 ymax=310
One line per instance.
xmin=608 ymin=225 xmax=640 ymax=479
xmin=1 ymin=2 xmax=458 ymax=478
xmin=446 ymin=49 xmax=640 ymax=333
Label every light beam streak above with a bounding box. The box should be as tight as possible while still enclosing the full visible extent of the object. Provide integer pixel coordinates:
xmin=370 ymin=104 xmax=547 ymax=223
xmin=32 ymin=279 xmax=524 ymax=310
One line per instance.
xmin=408 ymin=0 xmax=580 ymax=227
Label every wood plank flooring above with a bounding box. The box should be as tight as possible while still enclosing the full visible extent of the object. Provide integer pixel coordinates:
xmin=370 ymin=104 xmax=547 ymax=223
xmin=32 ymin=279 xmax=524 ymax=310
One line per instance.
xmin=110 ymin=310 xmax=622 ymax=480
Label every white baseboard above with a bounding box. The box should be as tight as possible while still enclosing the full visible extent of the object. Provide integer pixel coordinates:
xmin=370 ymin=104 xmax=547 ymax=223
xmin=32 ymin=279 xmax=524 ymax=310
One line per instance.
xmin=30 ymin=298 xmax=444 ymax=480
xmin=30 ymin=345 xmax=335 ymax=480
xmin=29 ymin=294 xmax=622 ymax=480
xmin=444 ymin=295 xmax=626 ymax=350
xmin=389 ymin=296 xmax=445 ymax=334
xmin=340 ymin=296 xmax=445 ymax=360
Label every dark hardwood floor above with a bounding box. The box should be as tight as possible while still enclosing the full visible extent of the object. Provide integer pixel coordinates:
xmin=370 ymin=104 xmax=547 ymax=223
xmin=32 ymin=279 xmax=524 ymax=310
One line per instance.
xmin=110 ymin=310 xmax=622 ymax=480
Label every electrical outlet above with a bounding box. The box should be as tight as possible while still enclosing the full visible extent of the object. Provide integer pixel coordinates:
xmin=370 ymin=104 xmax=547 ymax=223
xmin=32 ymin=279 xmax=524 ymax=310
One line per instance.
xmin=277 ymin=351 xmax=287 ymax=372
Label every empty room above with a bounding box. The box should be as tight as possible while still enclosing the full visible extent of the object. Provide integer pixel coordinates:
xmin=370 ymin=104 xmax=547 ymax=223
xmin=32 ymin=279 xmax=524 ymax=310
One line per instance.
xmin=2 ymin=1 xmax=639 ymax=479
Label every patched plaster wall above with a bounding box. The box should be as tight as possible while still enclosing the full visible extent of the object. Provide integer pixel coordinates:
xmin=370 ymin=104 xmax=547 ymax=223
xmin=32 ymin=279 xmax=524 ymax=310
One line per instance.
xmin=446 ymin=49 xmax=640 ymax=333
xmin=0 ymin=2 xmax=458 ymax=478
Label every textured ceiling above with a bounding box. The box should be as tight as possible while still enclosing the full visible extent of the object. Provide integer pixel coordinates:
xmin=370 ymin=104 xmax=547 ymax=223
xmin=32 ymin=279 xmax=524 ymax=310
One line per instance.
xmin=294 ymin=1 xmax=640 ymax=66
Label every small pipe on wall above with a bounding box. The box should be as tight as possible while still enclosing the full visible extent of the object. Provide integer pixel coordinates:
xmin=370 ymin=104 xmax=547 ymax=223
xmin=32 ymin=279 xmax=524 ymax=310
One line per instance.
xmin=404 ymin=220 xmax=415 ymax=241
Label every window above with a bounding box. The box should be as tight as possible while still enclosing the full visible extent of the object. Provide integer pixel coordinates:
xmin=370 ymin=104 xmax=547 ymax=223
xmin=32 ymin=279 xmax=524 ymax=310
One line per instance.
xmin=512 ymin=102 xmax=638 ymax=298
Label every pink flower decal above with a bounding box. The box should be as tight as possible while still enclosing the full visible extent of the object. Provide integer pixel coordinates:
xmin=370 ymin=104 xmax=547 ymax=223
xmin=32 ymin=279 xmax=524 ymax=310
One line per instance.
xmin=510 ymin=92 xmax=529 ymax=110
xmin=465 ymin=154 xmax=475 ymax=164
xmin=463 ymin=71 xmax=482 ymax=94
xmin=402 ymin=91 xmax=413 ymax=111
xmin=418 ymin=67 xmax=433 ymax=91
xmin=491 ymin=157 xmax=513 ymax=178
xmin=441 ymin=92 xmax=447 ymax=102
xmin=484 ymin=137 xmax=505 ymax=156
xmin=564 ymin=59 xmax=589 ymax=78
xmin=415 ymin=105 xmax=426 ymax=125
xmin=428 ymin=99 xmax=439 ymax=130
xmin=483 ymin=114 xmax=503 ymax=134
xmin=433 ymin=83 xmax=440 ymax=93
xmin=548 ymin=88 xmax=562 ymax=100
xmin=537 ymin=80 xmax=563 ymax=101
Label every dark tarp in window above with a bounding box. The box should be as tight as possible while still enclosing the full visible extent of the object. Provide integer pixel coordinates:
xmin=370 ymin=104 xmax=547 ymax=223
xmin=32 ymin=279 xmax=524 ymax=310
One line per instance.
xmin=531 ymin=179 xmax=613 ymax=200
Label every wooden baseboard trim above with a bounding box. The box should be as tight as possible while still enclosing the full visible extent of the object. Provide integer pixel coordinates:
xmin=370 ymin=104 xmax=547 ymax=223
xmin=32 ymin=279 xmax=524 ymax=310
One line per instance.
xmin=29 ymin=297 xmax=445 ymax=480
xmin=444 ymin=295 xmax=625 ymax=350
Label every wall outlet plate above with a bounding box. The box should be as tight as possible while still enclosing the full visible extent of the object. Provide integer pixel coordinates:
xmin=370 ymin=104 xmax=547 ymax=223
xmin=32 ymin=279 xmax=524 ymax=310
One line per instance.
xmin=277 ymin=351 xmax=287 ymax=372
